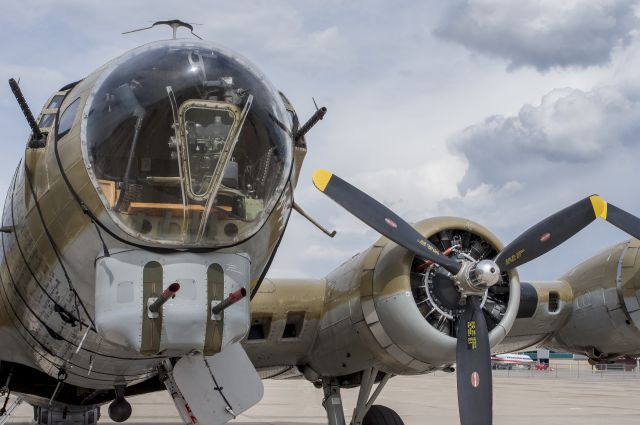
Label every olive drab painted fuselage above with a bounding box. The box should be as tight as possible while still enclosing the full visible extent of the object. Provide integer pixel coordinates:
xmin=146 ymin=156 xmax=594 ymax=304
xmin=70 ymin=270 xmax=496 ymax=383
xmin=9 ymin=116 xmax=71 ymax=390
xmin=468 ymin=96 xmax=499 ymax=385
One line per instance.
xmin=0 ymin=40 xmax=306 ymax=391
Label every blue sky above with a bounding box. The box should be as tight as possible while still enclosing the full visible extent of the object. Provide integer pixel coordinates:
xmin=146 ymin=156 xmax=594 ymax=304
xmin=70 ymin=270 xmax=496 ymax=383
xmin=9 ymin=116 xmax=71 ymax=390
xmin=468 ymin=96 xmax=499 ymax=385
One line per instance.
xmin=1 ymin=0 xmax=639 ymax=280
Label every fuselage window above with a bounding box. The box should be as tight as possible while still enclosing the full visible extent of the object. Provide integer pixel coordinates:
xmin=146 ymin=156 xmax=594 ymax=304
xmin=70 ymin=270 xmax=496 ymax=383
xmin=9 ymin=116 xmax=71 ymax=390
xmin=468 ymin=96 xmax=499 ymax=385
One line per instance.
xmin=39 ymin=113 xmax=55 ymax=129
xmin=281 ymin=311 xmax=305 ymax=339
xmin=57 ymin=98 xmax=80 ymax=138
xmin=48 ymin=95 xmax=65 ymax=109
xmin=248 ymin=314 xmax=272 ymax=340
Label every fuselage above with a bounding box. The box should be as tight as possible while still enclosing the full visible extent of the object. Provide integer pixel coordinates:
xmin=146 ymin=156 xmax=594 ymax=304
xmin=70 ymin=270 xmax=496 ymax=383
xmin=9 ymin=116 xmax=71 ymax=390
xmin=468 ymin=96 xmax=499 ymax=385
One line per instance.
xmin=0 ymin=39 xmax=306 ymax=392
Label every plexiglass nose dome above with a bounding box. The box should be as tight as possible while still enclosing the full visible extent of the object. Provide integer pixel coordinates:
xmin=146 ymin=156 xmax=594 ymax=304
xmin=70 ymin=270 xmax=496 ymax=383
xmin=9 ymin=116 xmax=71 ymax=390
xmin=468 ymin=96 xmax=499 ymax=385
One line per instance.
xmin=82 ymin=40 xmax=293 ymax=247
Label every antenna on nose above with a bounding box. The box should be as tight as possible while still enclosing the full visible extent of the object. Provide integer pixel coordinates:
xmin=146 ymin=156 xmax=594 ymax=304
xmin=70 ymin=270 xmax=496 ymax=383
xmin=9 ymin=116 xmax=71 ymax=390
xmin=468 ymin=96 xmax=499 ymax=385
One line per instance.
xmin=123 ymin=20 xmax=203 ymax=40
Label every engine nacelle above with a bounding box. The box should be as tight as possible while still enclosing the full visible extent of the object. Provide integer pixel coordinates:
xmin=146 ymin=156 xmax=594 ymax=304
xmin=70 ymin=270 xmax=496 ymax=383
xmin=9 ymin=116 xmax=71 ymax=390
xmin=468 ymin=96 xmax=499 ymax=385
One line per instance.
xmin=545 ymin=239 xmax=640 ymax=359
xmin=305 ymin=217 xmax=520 ymax=377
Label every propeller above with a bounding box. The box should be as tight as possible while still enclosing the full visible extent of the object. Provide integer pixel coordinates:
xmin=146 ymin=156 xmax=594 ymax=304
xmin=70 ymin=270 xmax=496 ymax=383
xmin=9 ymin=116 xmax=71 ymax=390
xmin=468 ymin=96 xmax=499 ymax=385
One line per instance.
xmin=312 ymin=169 xmax=640 ymax=425
xmin=495 ymin=195 xmax=640 ymax=270
xmin=311 ymin=170 xmax=462 ymax=275
xmin=456 ymin=295 xmax=491 ymax=425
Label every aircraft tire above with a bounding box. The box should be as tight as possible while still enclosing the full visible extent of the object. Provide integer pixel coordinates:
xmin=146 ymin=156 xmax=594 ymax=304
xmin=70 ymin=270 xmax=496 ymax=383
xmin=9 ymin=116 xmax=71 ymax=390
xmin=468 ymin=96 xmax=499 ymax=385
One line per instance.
xmin=362 ymin=405 xmax=405 ymax=425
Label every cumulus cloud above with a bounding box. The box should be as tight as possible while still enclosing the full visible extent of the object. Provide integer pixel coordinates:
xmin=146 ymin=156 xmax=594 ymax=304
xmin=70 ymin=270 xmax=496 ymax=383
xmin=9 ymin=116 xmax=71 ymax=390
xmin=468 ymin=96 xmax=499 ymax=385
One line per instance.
xmin=436 ymin=0 xmax=640 ymax=71
xmin=450 ymin=84 xmax=640 ymax=191
xmin=348 ymin=161 xmax=464 ymax=219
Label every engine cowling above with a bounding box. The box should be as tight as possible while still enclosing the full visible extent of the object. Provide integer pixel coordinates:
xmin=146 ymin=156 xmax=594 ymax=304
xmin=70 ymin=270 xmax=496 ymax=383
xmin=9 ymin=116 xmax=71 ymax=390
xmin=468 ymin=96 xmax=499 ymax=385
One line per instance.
xmin=305 ymin=217 xmax=520 ymax=377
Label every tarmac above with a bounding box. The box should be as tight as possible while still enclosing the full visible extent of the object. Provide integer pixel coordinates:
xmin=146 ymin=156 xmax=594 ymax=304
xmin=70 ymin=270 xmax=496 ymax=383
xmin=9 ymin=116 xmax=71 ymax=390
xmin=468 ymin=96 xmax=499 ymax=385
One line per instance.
xmin=5 ymin=367 xmax=640 ymax=424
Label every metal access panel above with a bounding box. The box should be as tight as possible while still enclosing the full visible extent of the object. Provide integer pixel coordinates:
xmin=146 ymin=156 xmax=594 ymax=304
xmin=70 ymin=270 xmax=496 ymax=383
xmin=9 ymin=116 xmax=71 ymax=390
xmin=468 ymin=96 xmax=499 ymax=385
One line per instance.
xmin=95 ymin=249 xmax=251 ymax=355
xmin=173 ymin=343 xmax=264 ymax=425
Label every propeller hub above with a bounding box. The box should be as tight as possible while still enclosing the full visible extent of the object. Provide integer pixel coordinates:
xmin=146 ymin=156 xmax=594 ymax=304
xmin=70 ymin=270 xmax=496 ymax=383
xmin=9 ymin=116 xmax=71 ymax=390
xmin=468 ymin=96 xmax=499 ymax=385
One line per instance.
xmin=453 ymin=260 xmax=501 ymax=299
xmin=469 ymin=260 xmax=501 ymax=289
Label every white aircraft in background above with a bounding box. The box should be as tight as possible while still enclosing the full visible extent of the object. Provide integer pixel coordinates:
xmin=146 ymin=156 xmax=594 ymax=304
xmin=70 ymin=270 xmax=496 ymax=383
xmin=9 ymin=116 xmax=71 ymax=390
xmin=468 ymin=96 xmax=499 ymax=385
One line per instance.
xmin=491 ymin=354 xmax=536 ymax=369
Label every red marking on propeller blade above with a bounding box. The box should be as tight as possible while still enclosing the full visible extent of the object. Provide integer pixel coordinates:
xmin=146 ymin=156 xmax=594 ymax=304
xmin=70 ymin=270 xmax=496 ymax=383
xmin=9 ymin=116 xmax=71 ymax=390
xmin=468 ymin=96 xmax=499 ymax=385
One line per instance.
xmin=385 ymin=218 xmax=398 ymax=229
xmin=540 ymin=233 xmax=551 ymax=242
xmin=471 ymin=371 xmax=480 ymax=388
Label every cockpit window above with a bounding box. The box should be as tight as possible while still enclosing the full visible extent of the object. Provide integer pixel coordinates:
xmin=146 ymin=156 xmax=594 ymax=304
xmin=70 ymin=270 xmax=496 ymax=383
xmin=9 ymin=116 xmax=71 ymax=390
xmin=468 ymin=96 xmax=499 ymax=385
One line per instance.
xmin=82 ymin=41 xmax=293 ymax=247
xmin=39 ymin=113 xmax=55 ymax=129
xmin=57 ymin=98 xmax=80 ymax=138
xmin=48 ymin=95 xmax=65 ymax=109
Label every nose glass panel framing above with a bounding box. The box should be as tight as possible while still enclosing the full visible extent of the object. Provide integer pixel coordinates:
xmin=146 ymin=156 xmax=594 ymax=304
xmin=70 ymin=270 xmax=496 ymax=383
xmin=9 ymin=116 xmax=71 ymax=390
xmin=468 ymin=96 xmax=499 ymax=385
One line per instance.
xmin=82 ymin=41 xmax=293 ymax=247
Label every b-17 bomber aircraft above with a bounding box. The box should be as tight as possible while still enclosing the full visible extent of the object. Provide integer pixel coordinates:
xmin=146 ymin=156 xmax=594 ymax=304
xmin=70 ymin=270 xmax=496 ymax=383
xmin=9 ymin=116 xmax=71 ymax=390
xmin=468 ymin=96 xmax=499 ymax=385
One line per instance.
xmin=2 ymin=20 xmax=640 ymax=425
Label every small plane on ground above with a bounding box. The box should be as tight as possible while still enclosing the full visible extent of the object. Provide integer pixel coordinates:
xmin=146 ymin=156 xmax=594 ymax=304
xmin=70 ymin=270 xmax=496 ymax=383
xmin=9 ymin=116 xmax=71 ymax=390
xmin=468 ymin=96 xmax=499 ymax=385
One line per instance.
xmin=490 ymin=353 xmax=535 ymax=369
xmin=2 ymin=20 xmax=640 ymax=425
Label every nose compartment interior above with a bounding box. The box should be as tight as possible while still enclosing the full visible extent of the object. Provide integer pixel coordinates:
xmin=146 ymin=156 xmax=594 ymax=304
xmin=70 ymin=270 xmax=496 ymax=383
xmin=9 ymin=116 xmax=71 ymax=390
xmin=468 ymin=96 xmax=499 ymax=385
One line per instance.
xmin=83 ymin=41 xmax=293 ymax=247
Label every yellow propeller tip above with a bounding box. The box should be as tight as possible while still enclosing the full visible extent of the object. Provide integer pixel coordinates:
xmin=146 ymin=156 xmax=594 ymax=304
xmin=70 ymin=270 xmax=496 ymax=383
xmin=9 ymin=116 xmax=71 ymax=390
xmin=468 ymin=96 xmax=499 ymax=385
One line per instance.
xmin=312 ymin=169 xmax=333 ymax=192
xmin=589 ymin=195 xmax=608 ymax=220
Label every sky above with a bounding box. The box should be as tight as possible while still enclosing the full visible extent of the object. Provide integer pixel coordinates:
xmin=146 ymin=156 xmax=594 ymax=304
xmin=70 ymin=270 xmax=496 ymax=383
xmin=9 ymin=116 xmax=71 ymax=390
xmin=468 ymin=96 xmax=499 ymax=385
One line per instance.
xmin=1 ymin=0 xmax=639 ymax=281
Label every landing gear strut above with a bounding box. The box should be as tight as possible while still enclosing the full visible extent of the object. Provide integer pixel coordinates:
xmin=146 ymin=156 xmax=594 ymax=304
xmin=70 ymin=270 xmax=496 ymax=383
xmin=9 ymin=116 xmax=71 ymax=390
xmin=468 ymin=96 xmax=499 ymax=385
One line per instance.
xmin=322 ymin=379 xmax=346 ymax=425
xmin=0 ymin=396 xmax=21 ymax=425
xmin=321 ymin=368 xmax=404 ymax=425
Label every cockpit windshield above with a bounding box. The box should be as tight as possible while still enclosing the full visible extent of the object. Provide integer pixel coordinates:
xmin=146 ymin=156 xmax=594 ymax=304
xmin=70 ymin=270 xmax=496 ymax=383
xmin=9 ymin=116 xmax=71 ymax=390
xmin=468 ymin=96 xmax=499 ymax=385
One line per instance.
xmin=82 ymin=41 xmax=293 ymax=247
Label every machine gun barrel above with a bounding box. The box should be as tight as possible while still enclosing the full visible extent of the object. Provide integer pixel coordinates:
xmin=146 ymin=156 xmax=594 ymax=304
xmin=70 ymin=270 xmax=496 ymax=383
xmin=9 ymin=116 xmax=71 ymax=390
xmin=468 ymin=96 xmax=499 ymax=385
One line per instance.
xmin=8 ymin=78 xmax=44 ymax=142
xmin=212 ymin=288 xmax=247 ymax=315
xmin=148 ymin=282 xmax=181 ymax=314
xmin=295 ymin=106 xmax=327 ymax=142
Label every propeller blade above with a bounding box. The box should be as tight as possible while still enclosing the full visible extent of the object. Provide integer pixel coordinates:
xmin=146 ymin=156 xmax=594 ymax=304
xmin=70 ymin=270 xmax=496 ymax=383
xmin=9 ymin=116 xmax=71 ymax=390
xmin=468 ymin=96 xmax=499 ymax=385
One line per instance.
xmin=456 ymin=295 xmax=492 ymax=425
xmin=312 ymin=170 xmax=462 ymax=275
xmin=604 ymin=203 xmax=640 ymax=240
xmin=494 ymin=195 xmax=640 ymax=271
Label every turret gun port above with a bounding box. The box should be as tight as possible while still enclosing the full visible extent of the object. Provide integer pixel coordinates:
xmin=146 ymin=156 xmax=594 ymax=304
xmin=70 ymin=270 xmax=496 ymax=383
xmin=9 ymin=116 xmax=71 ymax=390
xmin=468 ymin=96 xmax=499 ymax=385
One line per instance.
xmin=148 ymin=282 xmax=181 ymax=318
xmin=211 ymin=288 xmax=247 ymax=319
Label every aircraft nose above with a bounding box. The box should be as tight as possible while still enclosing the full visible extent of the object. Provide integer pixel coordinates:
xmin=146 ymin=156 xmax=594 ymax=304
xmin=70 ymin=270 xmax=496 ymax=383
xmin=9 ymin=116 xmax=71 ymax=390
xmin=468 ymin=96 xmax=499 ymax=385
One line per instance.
xmin=81 ymin=40 xmax=294 ymax=248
